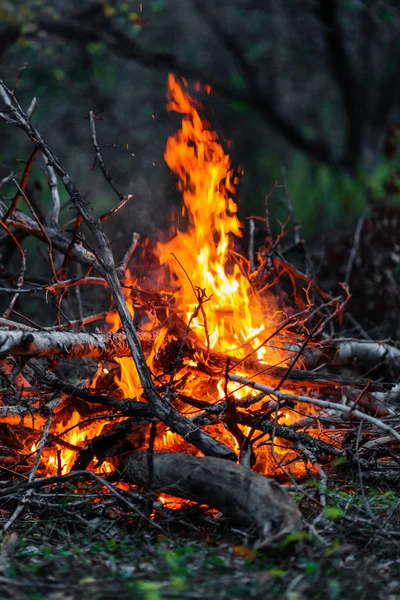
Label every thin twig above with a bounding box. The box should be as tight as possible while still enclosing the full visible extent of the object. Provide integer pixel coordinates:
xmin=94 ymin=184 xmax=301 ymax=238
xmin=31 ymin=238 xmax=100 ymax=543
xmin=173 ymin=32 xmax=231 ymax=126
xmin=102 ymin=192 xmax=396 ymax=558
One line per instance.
xmin=89 ymin=110 xmax=125 ymax=200
xmin=345 ymin=212 xmax=367 ymax=286
xmin=43 ymin=155 xmax=61 ymax=229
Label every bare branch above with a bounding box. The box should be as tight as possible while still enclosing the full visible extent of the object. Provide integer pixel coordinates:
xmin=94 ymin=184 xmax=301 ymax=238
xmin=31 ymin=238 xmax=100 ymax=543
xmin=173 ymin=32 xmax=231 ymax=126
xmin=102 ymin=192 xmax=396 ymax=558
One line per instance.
xmin=0 ymin=80 xmax=236 ymax=461
xmin=43 ymin=156 xmax=61 ymax=229
xmin=228 ymin=374 xmax=400 ymax=442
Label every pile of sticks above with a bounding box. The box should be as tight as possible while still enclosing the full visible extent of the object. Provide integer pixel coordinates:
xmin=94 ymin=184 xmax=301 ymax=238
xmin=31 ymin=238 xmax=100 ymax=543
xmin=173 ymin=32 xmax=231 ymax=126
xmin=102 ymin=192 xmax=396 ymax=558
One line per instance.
xmin=0 ymin=78 xmax=399 ymax=547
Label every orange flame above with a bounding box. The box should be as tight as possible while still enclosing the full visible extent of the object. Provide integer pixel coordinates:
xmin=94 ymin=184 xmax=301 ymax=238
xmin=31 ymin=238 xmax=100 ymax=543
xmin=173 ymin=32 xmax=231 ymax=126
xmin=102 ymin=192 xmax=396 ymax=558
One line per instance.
xmin=157 ymin=74 xmax=284 ymax=364
xmin=35 ymin=75 xmax=313 ymax=481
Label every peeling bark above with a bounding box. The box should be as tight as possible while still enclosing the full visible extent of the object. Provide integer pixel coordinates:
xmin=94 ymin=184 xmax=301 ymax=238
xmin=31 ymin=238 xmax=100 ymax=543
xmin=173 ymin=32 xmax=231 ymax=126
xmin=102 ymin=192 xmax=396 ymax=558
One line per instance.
xmin=0 ymin=329 xmax=387 ymax=392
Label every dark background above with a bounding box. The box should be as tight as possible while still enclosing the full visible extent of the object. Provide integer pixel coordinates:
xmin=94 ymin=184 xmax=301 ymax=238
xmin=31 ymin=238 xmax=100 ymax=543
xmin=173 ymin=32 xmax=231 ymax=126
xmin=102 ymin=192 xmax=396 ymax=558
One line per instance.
xmin=1 ymin=0 xmax=400 ymax=336
xmin=2 ymin=1 xmax=400 ymax=232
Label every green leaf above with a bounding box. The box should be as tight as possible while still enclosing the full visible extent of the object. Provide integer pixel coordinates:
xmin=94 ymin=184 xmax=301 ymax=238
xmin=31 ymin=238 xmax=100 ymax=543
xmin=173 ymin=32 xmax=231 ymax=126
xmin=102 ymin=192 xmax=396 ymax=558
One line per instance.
xmin=170 ymin=576 xmax=186 ymax=592
xmin=323 ymin=507 xmax=343 ymax=520
xmin=280 ymin=531 xmax=309 ymax=546
xmin=268 ymin=568 xmax=286 ymax=578
xmin=304 ymin=561 xmax=319 ymax=575
xmin=135 ymin=581 xmax=162 ymax=600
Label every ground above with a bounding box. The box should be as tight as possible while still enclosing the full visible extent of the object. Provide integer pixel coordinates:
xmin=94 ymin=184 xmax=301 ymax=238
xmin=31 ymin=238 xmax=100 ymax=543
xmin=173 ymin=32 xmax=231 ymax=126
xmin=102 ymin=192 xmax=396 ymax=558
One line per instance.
xmin=0 ymin=474 xmax=399 ymax=600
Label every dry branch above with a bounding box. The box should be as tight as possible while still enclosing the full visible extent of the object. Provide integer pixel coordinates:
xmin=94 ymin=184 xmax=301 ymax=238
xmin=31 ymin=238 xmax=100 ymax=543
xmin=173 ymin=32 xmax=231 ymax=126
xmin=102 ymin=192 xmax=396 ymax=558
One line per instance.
xmin=122 ymin=450 xmax=302 ymax=547
xmin=228 ymin=374 xmax=400 ymax=442
xmin=0 ymin=201 xmax=102 ymax=274
xmin=0 ymin=330 xmax=134 ymax=360
xmin=0 ymin=328 xmax=387 ymax=393
xmin=0 ymin=79 xmax=235 ymax=462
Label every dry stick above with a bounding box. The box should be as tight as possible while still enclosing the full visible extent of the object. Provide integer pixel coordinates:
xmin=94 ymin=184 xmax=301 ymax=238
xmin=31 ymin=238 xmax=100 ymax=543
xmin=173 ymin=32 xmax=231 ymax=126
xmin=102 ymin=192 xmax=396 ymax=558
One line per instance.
xmin=274 ymin=318 xmax=324 ymax=391
xmin=345 ymin=213 xmax=366 ymax=286
xmin=0 ymin=330 xmax=134 ymax=361
xmin=0 ymin=328 xmax=388 ymax=393
xmin=164 ymin=296 xmax=207 ymax=402
xmin=29 ymin=359 xmax=153 ymax=415
xmin=1 ymin=310 xmax=118 ymax=332
xmin=98 ymin=195 xmax=133 ymax=224
xmin=43 ymin=156 xmax=61 ymax=229
xmin=0 ymin=276 xmax=108 ymax=295
xmin=272 ymin=255 xmax=335 ymax=305
xmin=223 ymin=358 xmax=248 ymax=464
xmin=171 ymin=252 xmax=212 ymax=360
xmin=52 ymin=310 xmax=114 ymax=331
xmin=89 ymin=110 xmax=125 ymax=201
xmin=0 ymin=403 xmax=47 ymax=420
xmin=3 ymin=207 xmax=103 ymax=275
xmin=0 ymin=391 xmax=62 ymax=426
xmin=58 ymin=214 xmax=83 ymax=280
xmin=0 ymin=317 xmax=34 ymax=331
xmin=179 ymin=393 xmax=342 ymax=459
xmin=121 ymin=232 xmax=141 ymax=271
xmin=248 ymin=218 xmax=256 ymax=272
xmin=0 ymin=220 xmax=26 ymax=319
xmin=0 ymin=170 xmax=14 ymax=194
xmin=3 ymin=408 xmax=57 ymax=532
xmin=228 ymin=374 xmax=400 ymax=442
xmin=13 ymin=179 xmax=58 ymax=280
xmin=2 ymin=146 xmax=40 ymax=222
xmin=0 ymin=469 xmax=167 ymax=534
xmin=10 ymin=309 xmax=45 ymax=331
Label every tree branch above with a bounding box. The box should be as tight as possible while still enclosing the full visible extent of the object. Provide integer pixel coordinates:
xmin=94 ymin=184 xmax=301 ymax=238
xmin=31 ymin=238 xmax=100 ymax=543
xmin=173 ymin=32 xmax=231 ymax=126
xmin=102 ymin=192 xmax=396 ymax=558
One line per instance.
xmin=0 ymin=79 xmax=235 ymax=462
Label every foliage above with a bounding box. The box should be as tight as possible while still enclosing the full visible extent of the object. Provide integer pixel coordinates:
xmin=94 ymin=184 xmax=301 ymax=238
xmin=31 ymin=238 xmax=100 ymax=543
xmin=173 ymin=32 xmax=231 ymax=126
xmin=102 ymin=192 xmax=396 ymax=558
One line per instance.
xmin=1 ymin=479 xmax=399 ymax=599
xmin=2 ymin=0 xmax=400 ymax=238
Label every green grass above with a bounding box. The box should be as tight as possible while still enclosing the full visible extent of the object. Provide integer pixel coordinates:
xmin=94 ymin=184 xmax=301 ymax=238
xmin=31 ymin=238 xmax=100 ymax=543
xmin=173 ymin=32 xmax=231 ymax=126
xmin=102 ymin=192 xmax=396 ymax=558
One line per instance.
xmin=0 ymin=480 xmax=399 ymax=599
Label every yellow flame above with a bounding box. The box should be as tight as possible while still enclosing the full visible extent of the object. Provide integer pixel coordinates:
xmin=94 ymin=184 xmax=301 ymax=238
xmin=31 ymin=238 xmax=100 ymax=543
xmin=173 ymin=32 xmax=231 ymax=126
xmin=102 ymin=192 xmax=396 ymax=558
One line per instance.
xmin=157 ymin=75 xmax=284 ymax=365
xmin=39 ymin=76 xmax=312 ymax=481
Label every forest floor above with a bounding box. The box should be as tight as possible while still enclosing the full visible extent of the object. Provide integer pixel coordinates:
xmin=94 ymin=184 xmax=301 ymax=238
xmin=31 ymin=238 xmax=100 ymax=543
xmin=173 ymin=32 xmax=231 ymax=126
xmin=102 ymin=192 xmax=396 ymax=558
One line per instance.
xmin=0 ymin=473 xmax=399 ymax=600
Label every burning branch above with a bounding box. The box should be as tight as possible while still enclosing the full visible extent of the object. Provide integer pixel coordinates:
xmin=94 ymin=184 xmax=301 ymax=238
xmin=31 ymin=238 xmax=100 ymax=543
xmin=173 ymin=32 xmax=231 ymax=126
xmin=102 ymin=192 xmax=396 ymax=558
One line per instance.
xmin=0 ymin=77 xmax=235 ymax=462
xmin=0 ymin=73 xmax=398 ymax=543
xmin=228 ymin=375 xmax=400 ymax=443
xmin=0 ymin=327 xmax=389 ymax=393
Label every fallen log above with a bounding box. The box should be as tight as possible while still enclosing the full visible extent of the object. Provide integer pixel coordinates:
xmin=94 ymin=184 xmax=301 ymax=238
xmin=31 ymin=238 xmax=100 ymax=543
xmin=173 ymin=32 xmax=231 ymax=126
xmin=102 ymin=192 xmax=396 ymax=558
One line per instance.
xmin=0 ymin=329 xmax=388 ymax=392
xmin=337 ymin=340 xmax=400 ymax=370
xmin=0 ymin=329 xmax=136 ymax=361
xmin=121 ymin=450 xmax=302 ymax=547
xmin=300 ymin=338 xmax=400 ymax=376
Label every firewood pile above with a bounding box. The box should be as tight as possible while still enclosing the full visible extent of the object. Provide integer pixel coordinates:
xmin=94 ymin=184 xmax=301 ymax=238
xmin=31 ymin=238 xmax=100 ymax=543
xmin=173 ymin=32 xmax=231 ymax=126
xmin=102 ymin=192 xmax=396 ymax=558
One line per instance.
xmin=0 ymin=74 xmax=399 ymax=548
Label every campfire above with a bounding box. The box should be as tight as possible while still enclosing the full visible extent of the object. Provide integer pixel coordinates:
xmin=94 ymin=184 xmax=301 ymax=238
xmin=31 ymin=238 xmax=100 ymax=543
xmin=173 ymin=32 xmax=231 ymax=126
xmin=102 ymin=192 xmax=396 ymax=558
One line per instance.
xmin=0 ymin=74 xmax=399 ymax=546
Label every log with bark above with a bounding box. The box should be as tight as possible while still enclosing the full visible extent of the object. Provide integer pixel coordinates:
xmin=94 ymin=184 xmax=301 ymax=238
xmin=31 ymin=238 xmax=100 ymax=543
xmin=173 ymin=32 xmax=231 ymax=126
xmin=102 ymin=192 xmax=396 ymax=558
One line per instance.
xmin=0 ymin=328 xmax=390 ymax=393
xmin=121 ymin=450 xmax=302 ymax=547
